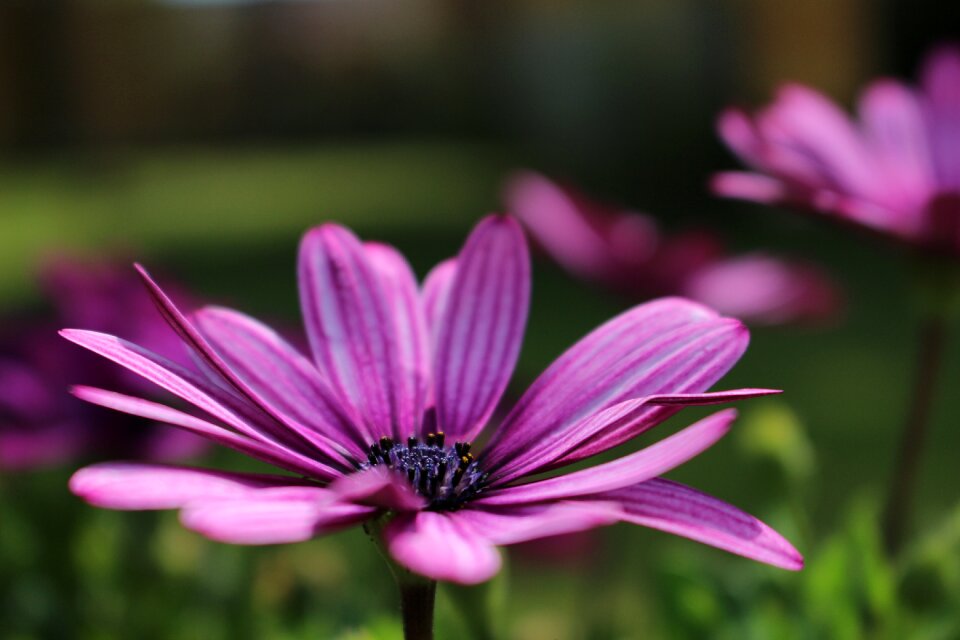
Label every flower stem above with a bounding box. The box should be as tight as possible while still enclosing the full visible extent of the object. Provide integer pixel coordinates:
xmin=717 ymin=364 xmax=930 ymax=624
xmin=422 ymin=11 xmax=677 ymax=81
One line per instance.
xmin=364 ymin=517 xmax=437 ymax=640
xmin=398 ymin=577 xmax=437 ymax=640
xmin=881 ymin=308 xmax=949 ymax=555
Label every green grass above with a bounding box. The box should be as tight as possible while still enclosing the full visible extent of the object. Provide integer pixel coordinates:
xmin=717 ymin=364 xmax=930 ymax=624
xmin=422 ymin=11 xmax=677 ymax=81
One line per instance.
xmin=0 ymin=142 xmax=507 ymax=304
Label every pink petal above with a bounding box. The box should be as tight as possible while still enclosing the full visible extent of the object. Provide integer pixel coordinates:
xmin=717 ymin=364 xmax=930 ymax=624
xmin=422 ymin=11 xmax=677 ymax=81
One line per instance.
xmin=478 ymin=409 xmax=736 ymax=505
xmin=384 ymin=511 xmax=502 ymax=584
xmin=134 ymin=265 xmax=334 ymax=452
xmin=61 ymin=330 xmax=277 ymax=438
xmin=710 ymin=171 xmax=792 ymax=204
xmin=762 ymin=84 xmax=879 ymax=197
xmin=179 ymin=488 xmax=373 ymax=545
xmin=488 ymin=390 xmax=776 ymax=485
xmin=604 ymin=478 xmax=803 ymax=570
xmin=421 ymin=258 xmax=457 ymax=349
xmin=683 ymin=254 xmax=842 ymax=325
xmin=329 ymin=466 xmax=426 ymax=512
xmin=70 ymin=462 xmax=313 ymax=510
xmin=192 ymin=306 xmax=365 ymax=453
xmin=503 ymin=170 xmax=620 ymax=282
xmin=481 ymin=298 xmax=748 ymax=474
xmin=298 ymin=224 xmax=417 ymax=441
xmin=433 ymin=216 xmax=530 ymax=441
xmin=858 ymin=79 xmax=934 ymax=213
xmin=922 ymin=44 xmax=960 ymax=189
xmin=71 ymin=386 xmax=338 ymax=479
xmin=456 ymin=501 xmax=621 ymax=545
xmin=364 ymin=242 xmax=431 ymax=438
xmin=716 ymin=108 xmax=767 ymax=168
xmin=60 ymin=329 xmax=349 ymax=474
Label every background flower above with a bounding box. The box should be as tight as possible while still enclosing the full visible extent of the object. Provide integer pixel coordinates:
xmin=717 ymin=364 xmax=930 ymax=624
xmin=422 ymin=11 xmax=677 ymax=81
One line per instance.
xmin=714 ymin=45 xmax=960 ymax=256
xmin=0 ymin=257 xmax=207 ymax=470
xmin=505 ymin=170 xmax=840 ymax=325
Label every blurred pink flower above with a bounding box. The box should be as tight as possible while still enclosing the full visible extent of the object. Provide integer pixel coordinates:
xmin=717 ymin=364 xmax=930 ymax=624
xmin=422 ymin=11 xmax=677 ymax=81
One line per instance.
xmin=65 ymin=216 xmax=801 ymax=585
xmin=505 ymin=171 xmax=840 ymax=325
xmin=0 ymin=258 xmax=207 ymax=470
xmin=714 ymin=45 xmax=960 ymax=255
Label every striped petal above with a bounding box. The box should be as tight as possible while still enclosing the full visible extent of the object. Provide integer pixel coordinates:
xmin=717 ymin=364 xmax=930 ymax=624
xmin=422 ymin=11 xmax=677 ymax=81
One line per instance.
xmin=60 ymin=329 xmax=350 ymax=473
xmin=134 ymin=265 xmax=338 ymax=454
xmin=364 ymin=242 xmax=430 ymax=438
xmin=421 ymin=258 xmax=456 ymax=348
xmin=479 ymin=410 xmax=735 ymax=505
xmin=432 ymin=216 xmax=530 ymax=441
xmin=192 ymin=306 xmax=366 ymax=453
xmin=298 ymin=224 xmax=416 ymax=441
xmin=488 ymin=389 xmax=775 ymax=485
xmin=71 ymin=386 xmax=338 ymax=479
xmin=481 ymin=298 xmax=748 ymax=475
xmin=601 ymin=478 xmax=803 ymax=570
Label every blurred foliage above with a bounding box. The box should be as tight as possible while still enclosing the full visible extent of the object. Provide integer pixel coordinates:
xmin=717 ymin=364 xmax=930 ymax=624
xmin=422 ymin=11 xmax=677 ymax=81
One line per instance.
xmin=0 ymin=142 xmax=507 ymax=304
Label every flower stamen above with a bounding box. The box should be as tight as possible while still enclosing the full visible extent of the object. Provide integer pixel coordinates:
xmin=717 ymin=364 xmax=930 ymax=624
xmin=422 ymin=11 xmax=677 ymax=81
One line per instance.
xmin=360 ymin=431 xmax=486 ymax=510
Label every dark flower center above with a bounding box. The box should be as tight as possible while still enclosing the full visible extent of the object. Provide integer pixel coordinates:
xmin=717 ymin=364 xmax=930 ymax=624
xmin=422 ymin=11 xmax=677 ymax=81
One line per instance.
xmin=361 ymin=433 xmax=486 ymax=511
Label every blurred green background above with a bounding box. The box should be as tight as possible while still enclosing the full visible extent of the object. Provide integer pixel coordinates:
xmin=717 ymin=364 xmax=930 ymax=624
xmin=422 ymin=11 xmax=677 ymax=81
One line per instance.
xmin=2 ymin=0 xmax=960 ymax=638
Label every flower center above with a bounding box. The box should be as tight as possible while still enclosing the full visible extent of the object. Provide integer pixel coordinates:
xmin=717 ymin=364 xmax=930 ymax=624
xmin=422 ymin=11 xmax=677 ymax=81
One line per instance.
xmin=361 ymin=432 xmax=486 ymax=511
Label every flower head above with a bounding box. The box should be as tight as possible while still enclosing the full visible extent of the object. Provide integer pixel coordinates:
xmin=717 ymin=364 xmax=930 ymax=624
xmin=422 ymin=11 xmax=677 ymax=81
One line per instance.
xmin=65 ymin=217 xmax=802 ymax=584
xmin=506 ymin=171 xmax=839 ymax=325
xmin=0 ymin=258 xmax=206 ymax=470
xmin=714 ymin=45 xmax=960 ymax=256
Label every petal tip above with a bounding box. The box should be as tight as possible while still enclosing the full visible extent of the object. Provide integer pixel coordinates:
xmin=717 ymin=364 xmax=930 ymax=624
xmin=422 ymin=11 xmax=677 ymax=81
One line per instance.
xmin=68 ymin=463 xmax=122 ymax=506
xmin=68 ymin=466 xmax=94 ymax=498
xmin=476 ymin=213 xmax=526 ymax=237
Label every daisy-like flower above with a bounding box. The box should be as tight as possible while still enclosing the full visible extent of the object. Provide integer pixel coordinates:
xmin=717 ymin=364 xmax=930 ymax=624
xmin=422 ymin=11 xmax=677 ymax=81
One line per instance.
xmin=506 ymin=171 xmax=839 ymax=325
xmin=714 ymin=45 xmax=960 ymax=255
xmin=64 ymin=217 xmax=801 ymax=596
xmin=0 ymin=258 xmax=206 ymax=470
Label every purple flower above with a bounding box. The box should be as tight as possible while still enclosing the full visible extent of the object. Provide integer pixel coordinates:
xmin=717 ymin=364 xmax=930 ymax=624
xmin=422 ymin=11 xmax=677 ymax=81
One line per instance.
xmin=0 ymin=258 xmax=207 ymax=470
xmin=65 ymin=217 xmax=801 ymax=584
xmin=506 ymin=171 xmax=840 ymax=325
xmin=714 ymin=45 xmax=960 ymax=255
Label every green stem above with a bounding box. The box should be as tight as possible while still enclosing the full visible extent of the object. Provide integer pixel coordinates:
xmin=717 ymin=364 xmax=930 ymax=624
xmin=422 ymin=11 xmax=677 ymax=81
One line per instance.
xmin=881 ymin=314 xmax=947 ymax=555
xmin=365 ymin=518 xmax=437 ymax=640
xmin=881 ymin=259 xmax=959 ymax=555
xmin=398 ymin=578 xmax=437 ymax=640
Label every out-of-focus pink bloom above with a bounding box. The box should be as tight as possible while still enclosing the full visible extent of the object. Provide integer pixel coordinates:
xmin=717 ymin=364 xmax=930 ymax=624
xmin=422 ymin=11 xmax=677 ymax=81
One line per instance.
xmin=0 ymin=258 xmax=207 ymax=470
xmin=65 ymin=217 xmax=801 ymax=585
xmin=505 ymin=171 xmax=840 ymax=325
xmin=714 ymin=45 xmax=960 ymax=256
